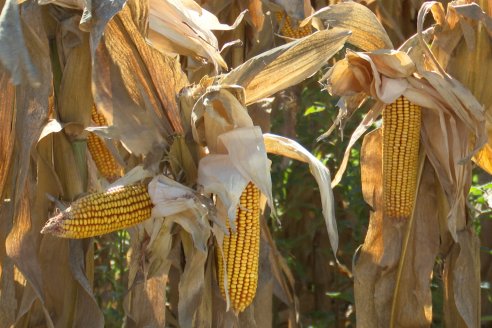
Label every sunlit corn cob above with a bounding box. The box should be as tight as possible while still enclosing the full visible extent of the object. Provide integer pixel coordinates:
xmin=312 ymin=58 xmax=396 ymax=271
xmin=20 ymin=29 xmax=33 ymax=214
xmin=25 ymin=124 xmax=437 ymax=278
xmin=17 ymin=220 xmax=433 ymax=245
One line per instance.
xmin=382 ymin=96 xmax=421 ymax=220
xmin=41 ymin=184 xmax=152 ymax=238
xmin=216 ymin=182 xmax=261 ymax=313
xmin=274 ymin=12 xmax=312 ymax=39
xmin=87 ymin=106 xmax=123 ymax=182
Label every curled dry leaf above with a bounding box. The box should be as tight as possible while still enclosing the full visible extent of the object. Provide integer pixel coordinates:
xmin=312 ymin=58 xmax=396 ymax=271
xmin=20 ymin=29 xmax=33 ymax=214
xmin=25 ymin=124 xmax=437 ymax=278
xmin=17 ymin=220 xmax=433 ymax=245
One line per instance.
xmin=427 ymin=0 xmax=492 ymax=175
xmin=148 ymin=175 xmax=212 ymax=327
xmin=148 ymin=0 xmax=245 ymax=71
xmin=263 ymin=133 xmax=338 ymax=256
xmin=198 ymin=127 xmax=273 ymax=223
xmin=192 ymin=86 xmax=273 ymax=224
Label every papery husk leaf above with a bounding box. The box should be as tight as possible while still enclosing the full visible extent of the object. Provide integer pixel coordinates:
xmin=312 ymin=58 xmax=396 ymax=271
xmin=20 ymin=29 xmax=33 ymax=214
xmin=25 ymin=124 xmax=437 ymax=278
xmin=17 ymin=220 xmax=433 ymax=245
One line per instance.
xmin=219 ymin=127 xmax=273 ymax=208
xmin=148 ymin=175 xmax=214 ymax=257
xmin=179 ymin=231 xmax=209 ymax=328
xmin=453 ymin=3 xmax=492 ymax=35
xmin=195 ymin=248 xmax=213 ymax=328
xmin=443 ymin=228 xmax=481 ymax=327
xmin=82 ymin=0 xmax=126 ymax=52
xmin=38 ymin=120 xmax=63 ymax=142
xmin=169 ymin=136 xmax=198 ymax=186
xmin=68 ymin=240 xmax=105 ymax=327
xmin=308 ymin=1 xmax=393 ymax=51
xmin=92 ymin=4 xmax=188 ymax=155
xmin=263 ymin=133 xmax=337 ymax=256
xmin=124 ymin=273 xmax=168 ymax=327
xmin=404 ymin=72 xmax=483 ymax=239
xmin=1 ymin=2 xmax=52 ymax=324
xmin=148 ymin=0 xmax=245 ymax=71
xmin=221 ymin=27 xmax=351 ymax=104
xmin=92 ymin=44 xmax=166 ymax=156
xmin=323 ymin=50 xmax=414 ymax=104
xmin=57 ymin=32 xmax=92 ymax=129
xmin=0 ymin=71 xmax=15 ymax=200
xmin=331 ymin=102 xmax=384 ymax=187
xmin=124 ymin=216 xmax=173 ymax=326
xmin=108 ymin=165 xmax=153 ymax=188
xmin=197 ymin=154 xmax=249 ymax=226
xmin=431 ymin=1 xmax=492 ymax=175
xmin=192 ymin=87 xmax=253 ymax=153
xmin=11 ymin=131 xmax=62 ymax=326
xmin=147 ymin=222 xmax=173 ymax=278
xmin=212 ymin=200 xmax=231 ymax=310
xmin=261 ymin=216 xmax=298 ymax=320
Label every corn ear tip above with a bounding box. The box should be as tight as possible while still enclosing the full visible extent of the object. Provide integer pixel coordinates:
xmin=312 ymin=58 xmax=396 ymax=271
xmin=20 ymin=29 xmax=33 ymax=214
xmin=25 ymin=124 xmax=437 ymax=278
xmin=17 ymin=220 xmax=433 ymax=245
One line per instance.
xmin=41 ymin=211 xmax=68 ymax=237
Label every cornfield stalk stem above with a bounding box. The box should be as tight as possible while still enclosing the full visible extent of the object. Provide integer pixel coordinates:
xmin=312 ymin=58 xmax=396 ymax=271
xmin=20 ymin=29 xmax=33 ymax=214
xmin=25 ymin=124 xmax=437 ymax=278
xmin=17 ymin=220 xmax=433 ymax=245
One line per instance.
xmin=389 ymin=147 xmax=426 ymax=328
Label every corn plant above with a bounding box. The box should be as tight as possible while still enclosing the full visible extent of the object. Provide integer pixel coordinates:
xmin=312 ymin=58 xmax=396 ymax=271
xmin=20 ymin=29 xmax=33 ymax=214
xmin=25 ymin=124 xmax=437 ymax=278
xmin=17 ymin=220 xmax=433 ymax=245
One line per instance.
xmin=0 ymin=0 xmax=491 ymax=327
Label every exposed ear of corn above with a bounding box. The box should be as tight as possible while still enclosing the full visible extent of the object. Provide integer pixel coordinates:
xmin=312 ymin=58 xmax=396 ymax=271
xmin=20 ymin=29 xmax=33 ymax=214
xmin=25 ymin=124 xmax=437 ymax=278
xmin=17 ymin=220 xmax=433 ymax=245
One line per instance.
xmin=382 ymin=96 xmax=421 ymax=220
xmin=41 ymin=184 xmax=152 ymax=238
xmin=274 ymin=11 xmax=312 ymax=39
xmin=87 ymin=106 xmax=123 ymax=182
xmin=216 ymin=182 xmax=261 ymax=313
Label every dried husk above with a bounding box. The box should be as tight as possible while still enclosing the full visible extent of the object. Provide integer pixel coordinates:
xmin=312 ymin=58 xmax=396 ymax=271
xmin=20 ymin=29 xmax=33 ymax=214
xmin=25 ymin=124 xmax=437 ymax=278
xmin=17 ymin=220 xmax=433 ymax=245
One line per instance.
xmin=221 ymin=27 xmax=351 ymax=104
xmin=148 ymin=0 xmax=245 ymax=71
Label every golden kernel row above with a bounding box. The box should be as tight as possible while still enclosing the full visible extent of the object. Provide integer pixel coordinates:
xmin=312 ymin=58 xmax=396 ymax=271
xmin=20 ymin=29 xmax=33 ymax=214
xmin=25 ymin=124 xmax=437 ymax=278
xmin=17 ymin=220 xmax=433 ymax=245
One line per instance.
xmin=382 ymin=96 xmax=421 ymax=220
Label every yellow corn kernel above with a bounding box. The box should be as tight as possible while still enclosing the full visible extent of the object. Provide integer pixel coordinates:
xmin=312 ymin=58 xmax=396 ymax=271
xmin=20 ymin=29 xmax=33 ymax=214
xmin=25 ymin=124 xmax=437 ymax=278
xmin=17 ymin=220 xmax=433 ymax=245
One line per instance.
xmin=87 ymin=106 xmax=123 ymax=182
xmin=41 ymin=184 xmax=152 ymax=238
xmin=275 ymin=11 xmax=312 ymax=39
xmin=216 ymin=182 xmax=260 ymax=313
xmin=382 ymin=96 xmax=421 ymax=220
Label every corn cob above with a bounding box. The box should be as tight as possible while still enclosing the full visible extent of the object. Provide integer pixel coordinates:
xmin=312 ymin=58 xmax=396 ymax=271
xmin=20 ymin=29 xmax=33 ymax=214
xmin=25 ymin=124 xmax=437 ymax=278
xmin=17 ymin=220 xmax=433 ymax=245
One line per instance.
xmin=382 ymin=96 xmax=421 ymax=220
xmin=216 ymin=182 xmax=261 ymax=313
xmin=274 ymin=11 xmax=312 ymax=39
xmin=87 ymin=106 xmax=123 ymax=182
xmin=41 ymin=184 xmax=152 ymax=238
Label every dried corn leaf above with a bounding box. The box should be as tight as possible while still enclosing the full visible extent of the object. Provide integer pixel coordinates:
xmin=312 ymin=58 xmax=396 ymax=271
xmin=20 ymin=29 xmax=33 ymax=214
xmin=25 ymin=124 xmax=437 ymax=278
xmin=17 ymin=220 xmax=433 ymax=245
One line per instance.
xmin=179 ymin=231 xmax=209 ymax=328
xmin=0 ymin=3 xmax=52 ymax=325
xmin=263 ymin=133 xmax=337 ymax=256
xmin=124 ymin=273 xmax=168 ymax=327
xmin=430 ymin=1 xmax=492 ymax=174
xmin=221 ymin=27 xmax=351 ymax=104
xmin=92 ymin=4 xmax=188 ymax=156
xmin=57 ymin=32 xmax=92 ymax=129
xmin=169 ymin=136 xmax=198 ymax=186
xmin=148 ymin=0 xmax=245 ymax=71
xmin=0 ymin=0 xmax=43 ymax=86
xmin=198 ymin=127 xmax=273 ymax=225
xmin=308 ymin=1 xmax=393 ymax=51
xmin=147 ymin=175 xmax=211 ymax=327
xmin=191 ymin=86 xmax=253 ymax=152
xmin=0 ymin=71 xmax=15 ymax=201
xmin=443 ymin=229 xmax=481 ymax=327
